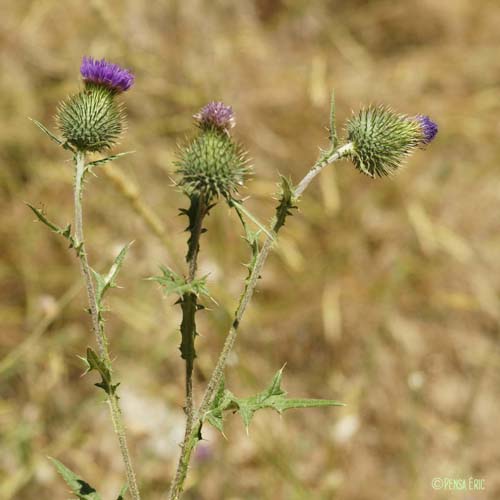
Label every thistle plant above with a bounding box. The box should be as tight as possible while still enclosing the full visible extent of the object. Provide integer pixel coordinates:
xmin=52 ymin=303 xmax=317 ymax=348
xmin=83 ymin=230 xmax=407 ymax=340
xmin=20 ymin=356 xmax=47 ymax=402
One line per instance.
xmin=30 ymin=59 xmax=437 ymax=499
xmin=29 ymin=56 xmax=140 ymax=500
xmin=159 ymin=97 xmax=438 ymax=499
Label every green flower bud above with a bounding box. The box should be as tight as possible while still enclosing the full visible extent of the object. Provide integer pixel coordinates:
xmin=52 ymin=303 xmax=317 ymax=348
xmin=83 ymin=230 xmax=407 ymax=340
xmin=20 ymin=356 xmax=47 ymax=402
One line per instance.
xmin=176 ymin=126 xmax=249 ymax=202
xmin=346 ymin=106 xmax=424 ymax=177
xmin=57 ymin=83 xmax=124 ymax=153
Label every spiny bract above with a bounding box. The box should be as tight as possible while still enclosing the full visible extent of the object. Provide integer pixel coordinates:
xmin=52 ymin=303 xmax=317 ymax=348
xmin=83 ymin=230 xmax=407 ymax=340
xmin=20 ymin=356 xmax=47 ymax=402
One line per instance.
xmin=346 ymin=106 xmax=430 ymax=177
xmin=57 ymin=84 xmax=124 ymax=152
xmin=176 ymin=127 xmax=249 ymax=201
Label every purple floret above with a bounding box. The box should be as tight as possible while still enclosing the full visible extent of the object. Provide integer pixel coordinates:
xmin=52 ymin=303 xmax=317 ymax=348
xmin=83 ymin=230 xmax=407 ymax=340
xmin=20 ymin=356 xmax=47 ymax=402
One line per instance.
xmin=80 ymin=56 xmax=134 ymax=93
xmin=194 ymin=101 xmax=235 ymax=130
xmin=415 ymin=115 xmax=438 ymax=145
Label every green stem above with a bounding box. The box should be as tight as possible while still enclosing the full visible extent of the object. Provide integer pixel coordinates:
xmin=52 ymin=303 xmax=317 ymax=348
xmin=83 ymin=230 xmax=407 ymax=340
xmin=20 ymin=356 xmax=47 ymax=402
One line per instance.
xmin=168 ymin=194 xmax=207 ymax=499
xmin=74 ymin=151 xmax=141 ymax=500
xmin=166 ymin=143 xmax=353 ymax=500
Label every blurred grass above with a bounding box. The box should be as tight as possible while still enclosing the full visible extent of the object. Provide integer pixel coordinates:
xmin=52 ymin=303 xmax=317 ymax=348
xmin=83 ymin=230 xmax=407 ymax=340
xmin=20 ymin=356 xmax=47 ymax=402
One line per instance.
xmin=1 ymin=0 xmax=500 ymax=499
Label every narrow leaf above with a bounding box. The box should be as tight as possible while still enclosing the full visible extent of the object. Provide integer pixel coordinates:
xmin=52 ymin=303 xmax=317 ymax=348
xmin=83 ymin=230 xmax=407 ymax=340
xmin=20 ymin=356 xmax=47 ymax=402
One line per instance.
xmin=206 ymin=378 xmax=228 ymax=435
xmin=27 ymin=203 xmax=77 ymax=249
xmin=230 ymin=199 xmax=274 ymax=240
xmin=29 ymin=118 xmax=64 ymax=146
xmin=271 ymin=397 xmax=344 ymax=412
xmin=116 ymin=484 xmax=128 ymax=500
xmin=27 ymin=204 xmax=63 ymax=233
xmin=86 ymin=151 xmax=135 ymax=169
xmin=101 ymin=242 xmax=133 ymax=301
xmin=329 ymin=90 xmax=338 ymax=148
xmin=48 ymin=457 xmax=101 ymax=500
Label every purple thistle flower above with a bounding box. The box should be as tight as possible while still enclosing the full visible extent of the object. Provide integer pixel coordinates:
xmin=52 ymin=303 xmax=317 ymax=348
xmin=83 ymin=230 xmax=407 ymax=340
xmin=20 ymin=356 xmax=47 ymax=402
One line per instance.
xmin=80 ymin=56 xmax=134 ymax=93
xmin=194 ymin=101 xmax=235 ymax=130
xmin=415 ymin=115 xmax=438 ymax=145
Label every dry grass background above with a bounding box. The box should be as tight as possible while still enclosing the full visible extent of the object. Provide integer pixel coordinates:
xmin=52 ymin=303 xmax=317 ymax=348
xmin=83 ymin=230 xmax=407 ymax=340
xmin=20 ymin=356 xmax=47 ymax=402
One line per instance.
xmin=1 ymin=0 xmax=500 ymax=499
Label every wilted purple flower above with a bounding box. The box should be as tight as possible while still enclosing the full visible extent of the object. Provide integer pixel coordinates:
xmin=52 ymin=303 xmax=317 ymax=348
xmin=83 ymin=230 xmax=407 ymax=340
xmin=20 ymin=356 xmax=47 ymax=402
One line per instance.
xmin=194 ymin=101 xmax=235 ymax=131
xmin=80 ymin=56 xmax=134 ymax=93
xmin=415 ymin=115 xmax=438 ymax=145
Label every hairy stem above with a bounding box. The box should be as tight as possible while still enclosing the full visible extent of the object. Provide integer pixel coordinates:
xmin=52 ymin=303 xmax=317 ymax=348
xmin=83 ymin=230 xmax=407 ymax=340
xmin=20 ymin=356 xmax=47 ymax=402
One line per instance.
xmin=167 ymin=143 xmax=353 ymax=500
xmin=74 ymin=151 xmax=141 ymax=500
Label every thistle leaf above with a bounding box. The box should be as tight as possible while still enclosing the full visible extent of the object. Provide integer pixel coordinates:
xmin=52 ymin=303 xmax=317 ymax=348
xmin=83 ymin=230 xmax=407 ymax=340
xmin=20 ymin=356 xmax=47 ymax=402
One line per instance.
xmin=206 ymin=377 xmax=230 ymax=435
xmin=84 ymin=347 xmax=118 ymax=395
xmin=29 ymin=118 xmax=63 ymax=146
xmin=205 ymin=367 xmax=344 ymax=433
xmin=275 ymin=175 xmax=297 ymax=231
xmin=230 ymin=199 xmax=274 ymax=240
xmin=86 ymin=151 xmax=135 ymax=170
xmin=149 ymin=266 xmax=210 ymax=299
xmin=116 ymin=484 xmax=128 ymax=500
xmin=92 ymin=242 xmax=133 ymax=303
xmin=48 ymin=457 xmax=101 ymax=500
xmin=27 ymin=204 xmax=78 ymax=250
xmin=329 ymin=90 xmax=338 ymax=148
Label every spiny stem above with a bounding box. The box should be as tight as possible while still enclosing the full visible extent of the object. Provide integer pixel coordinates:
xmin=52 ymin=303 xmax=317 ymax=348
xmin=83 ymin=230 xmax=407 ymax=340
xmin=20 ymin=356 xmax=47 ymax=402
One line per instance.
xmin=166 ymin=143 xmax=353 ymax=500
xmin=73 ymin=151 xmax=141 ymax=500
xmin=168 ymin=194 xmax=208 ymax=500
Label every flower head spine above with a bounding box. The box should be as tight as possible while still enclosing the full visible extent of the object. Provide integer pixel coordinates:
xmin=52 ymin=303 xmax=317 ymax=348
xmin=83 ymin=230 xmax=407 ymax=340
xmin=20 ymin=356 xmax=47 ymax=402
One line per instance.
xmin=80 ymin=56 xmax=134 ymax=93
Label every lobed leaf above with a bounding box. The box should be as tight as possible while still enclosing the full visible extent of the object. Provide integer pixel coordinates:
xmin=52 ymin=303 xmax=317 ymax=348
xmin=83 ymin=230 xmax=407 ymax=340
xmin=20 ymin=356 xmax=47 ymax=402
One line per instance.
xmin=205 ymin=367 xmax=344 ymax=434
xmin=83 ymin=347 xmax=118 ymax=395
xmin=149 ymin=266 xmax=211 ymax=299
xmin=274 ymin=175 xmax=297 ymax=232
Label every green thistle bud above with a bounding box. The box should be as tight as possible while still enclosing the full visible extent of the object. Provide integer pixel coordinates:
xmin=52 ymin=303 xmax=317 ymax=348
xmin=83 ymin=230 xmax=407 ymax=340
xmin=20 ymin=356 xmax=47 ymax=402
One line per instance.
xmin=345 ymin=106 xmax=424 ymax=177
xmin=176 ymin=103 xmax=249 ymax=201
xmin=57 ymin=83 xmax=125 ymax=153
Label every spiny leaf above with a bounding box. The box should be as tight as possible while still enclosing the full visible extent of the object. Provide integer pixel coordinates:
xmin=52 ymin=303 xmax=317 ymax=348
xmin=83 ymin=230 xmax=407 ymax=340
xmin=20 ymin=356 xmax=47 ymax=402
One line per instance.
xmin=48 ymin=457 xmax=101 ymax=500
xmin=206 ymin=377 xmax=230 ymax=435
xmin=84 ymin=347 xmax=118 ymax=395
xmin=149 ymin=266 xmax=211 ymax=299
xmin=86 ymin=151 xmax=135 ymax=170
xmin=116 ymin=484 xmax=128 ymax=500
xmin=329 ymin=89 xmax=338 ymax=148
xmin=205 ymin=367 xmax=344 ymax=434
xmin=29 ymin=117 xmax=75 ymax=152
xmin=230 ymin=199 xmax=274 ymax=240
xmin=274 ymin=175 xmax=298 ymax=232
xmin=92 ymin=242 xmax=133 ymax=303
xmin=27 ymin=204 xmax=79 ymax=251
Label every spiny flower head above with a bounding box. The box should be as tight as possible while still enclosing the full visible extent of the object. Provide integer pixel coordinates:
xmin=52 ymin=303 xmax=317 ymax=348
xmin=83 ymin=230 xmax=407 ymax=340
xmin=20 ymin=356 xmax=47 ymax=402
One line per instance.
xmin=194 ymin=101 xmax=235 ymax=131
xmin=345 ymin=106 xmax=437 ymax=177
xmin=80 ymin=56 xmax=134 ymax=93
xmin=57 ymin=57 xmax=134 ymax=152
xmin=177 ymin=103 xmax=249 ymax=201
